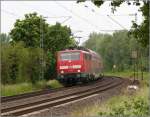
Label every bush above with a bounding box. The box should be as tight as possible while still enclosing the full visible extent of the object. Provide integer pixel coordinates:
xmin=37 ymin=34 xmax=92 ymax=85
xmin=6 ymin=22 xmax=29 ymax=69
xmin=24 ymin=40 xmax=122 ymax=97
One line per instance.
xmin=1 ymin=83 xmax=34 ymax=96
xmin=98 ymin=88 xmax=149 ymax=116
xmin=1 ymin=42 xmax=48 ymax=84
xmin=104 ymin=97 xmax=149 ymax=116
xmin=46 ymin=80 xmax=63 ymax=88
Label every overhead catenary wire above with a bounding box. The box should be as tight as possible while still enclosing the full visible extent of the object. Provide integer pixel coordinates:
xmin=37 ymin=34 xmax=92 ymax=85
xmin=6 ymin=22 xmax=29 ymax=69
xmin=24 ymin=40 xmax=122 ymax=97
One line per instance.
xmin=107 ymin=15 xmax=127 ymax=30
xmin=83 ymin=4 xmax=117 ymax=30
xmin=61 ymin=16 xmax=72 ymax=24
xmin=17 ymin=1 xmax=72 ymax=24
xmin=83 ymin=4 xmax=128 ymax=30
xmin=2 ymin=9 xmax=20 ymax=17
xmin=54 ymin=1 xmax=121 ymax=32
xmin=17 ymin=1 xmax=57 ymax=18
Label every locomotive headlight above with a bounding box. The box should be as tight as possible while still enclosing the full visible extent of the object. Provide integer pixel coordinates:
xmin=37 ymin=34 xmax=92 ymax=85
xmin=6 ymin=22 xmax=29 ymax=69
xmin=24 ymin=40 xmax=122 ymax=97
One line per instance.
xmin=61 ymin=70 xmax=64 ymax=74
xmin=77 ymin=70 xmax=80 ymax=72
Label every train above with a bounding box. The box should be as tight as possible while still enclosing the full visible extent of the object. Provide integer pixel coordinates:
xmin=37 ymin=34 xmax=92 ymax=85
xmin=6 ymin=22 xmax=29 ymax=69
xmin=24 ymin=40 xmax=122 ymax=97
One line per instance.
xmin=56 ymin=46 xmax=103 ymax=85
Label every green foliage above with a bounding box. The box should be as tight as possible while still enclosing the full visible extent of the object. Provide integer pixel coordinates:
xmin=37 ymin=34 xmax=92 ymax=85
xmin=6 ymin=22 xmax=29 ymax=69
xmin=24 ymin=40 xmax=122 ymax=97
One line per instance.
xmin=130 ymin=2 xmax=149 ymax=47
xmin=46 ymin=80 xmax=63 ymax=88
xmin=92 ymin=0 xmax=104 ymax=7
xmin=44 ymin=51 xmax=56 ymax=80
xmin=71 ymin=79 xmax=149 ymax=117
xmin=98 ymin=97 xmax=149 ymax=116
xmin=1 ymin=83 xmax=34 ymax=96
xmin=10 ymin=12 xmax=49 ymax=48
xmin=27 ymin=48 xmax=46 ymax=84
xmin=110 ymin=0 xmax=124 ymax=6
xmin=46 ymin=22 xmax=75 ymax=53
xmin=83 ymin=30 xmax=149 ymax=71
xmin=9 ymin=13 xmax=76 ymax=80
xmin=44 ymin=22 xmax=75 ymax=79
xmin=1 ymin=80 xmax=63 ymax=96
xmin=1 ymin=41 xmax=48 ymax=84
xmin=98 ymin=85 xmax=149 ymax=116
xmin=10 ymin=13 xmax=75 ymax=51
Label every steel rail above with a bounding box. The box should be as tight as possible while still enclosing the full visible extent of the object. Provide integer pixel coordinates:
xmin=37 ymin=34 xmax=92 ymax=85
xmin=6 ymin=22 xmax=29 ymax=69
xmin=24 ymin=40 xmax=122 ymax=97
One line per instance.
xmin=2 ymin=77 xmax=123 ymax=116
xmin=1 ymin=77 xmax=107 ymax=103
xmin=1 ymin=77 xmax=111 ymax=113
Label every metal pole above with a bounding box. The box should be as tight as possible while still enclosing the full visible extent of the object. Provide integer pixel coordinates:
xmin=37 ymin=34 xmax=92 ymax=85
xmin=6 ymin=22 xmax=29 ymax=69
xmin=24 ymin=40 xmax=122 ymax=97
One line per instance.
xmin=40 ymin=16 xmax=44 ymax=80
xmin=137 ymin=50 xmax=138 ymax=80
xmin=134 ymin=58 xmax=135 ymax=81
xmin=140 ymin=50 xmax=143 ymax=80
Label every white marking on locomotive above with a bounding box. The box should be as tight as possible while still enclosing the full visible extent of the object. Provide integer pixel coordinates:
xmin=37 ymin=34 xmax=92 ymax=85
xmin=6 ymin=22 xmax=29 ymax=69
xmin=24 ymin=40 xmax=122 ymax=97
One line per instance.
xmin=73 ymin=65 xmax=81 ymax=69
xmin=60 ymin=66 xmax=68 ymax=69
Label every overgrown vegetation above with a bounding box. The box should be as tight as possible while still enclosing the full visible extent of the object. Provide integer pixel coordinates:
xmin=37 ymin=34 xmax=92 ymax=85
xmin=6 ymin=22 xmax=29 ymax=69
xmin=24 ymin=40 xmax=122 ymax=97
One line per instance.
xmin=1 ymin=1 xmax=149 ymax=102
xmin=1 ymin=12 xmax=74 ymax=95
xmin=46 ymin=80 xmax=63 ymax=88
xmin=97 ymin=86 xmax=149 ymax=117
xmin=72 ymin=72 xmax=149 ymax=117
xmin=2 ymin=83 xmax=34 ymax=96
xmin=1 ymin=12 xmax=76 ymax=85
xmin=1 ymin=80 xmax=63 ymax=96
xmin=98 ymin=89 xmax=150 ymax=117
xmin=83 ymin=30 xmax=149 ymax=72
xmin=105 ymin=71 xmax=149 ymax=80
xmin=1 ymin=41 xmax=47 ymax=84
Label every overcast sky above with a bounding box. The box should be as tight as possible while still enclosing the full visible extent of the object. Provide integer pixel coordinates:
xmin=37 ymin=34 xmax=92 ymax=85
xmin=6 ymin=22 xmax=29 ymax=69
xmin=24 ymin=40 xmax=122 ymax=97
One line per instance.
xmin=1 ymin=1 xmax=143 ymax=44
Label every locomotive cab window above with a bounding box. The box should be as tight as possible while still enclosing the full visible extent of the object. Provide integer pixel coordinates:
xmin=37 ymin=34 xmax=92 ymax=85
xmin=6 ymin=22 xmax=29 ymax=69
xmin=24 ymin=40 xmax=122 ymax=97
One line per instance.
xmin=60 ymin=52 xmax=80 ymax=60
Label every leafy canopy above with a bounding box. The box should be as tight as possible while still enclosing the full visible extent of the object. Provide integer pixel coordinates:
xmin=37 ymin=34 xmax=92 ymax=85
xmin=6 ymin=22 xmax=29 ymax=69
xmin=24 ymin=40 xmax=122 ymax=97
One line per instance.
xmin=10 ymin=12 xmax=75 ymax=52
xmin=10 ymin=12 xmax=49 ymax=48
xmin=46 ymin=22 xmax=75 ymax=53
xmin=83 ymin=30 xmax=149 ymax=71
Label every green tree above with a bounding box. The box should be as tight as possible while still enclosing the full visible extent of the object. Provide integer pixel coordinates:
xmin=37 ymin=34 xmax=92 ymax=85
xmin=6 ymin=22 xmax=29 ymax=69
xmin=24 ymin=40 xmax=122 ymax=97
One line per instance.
xmin=44 ymin=22 xmax=76 ymax=79
xmin=98 ymin=98 xmax=149 ymax=116
xmin=10 ymin=13 xmax=75 ymax=51
xmin=10 ymin=12 xmax=49 ymax=48
xmin=83 ymin=32 xmax=103 ymax=51
xmin=26 ymin=47 xmax=46 ymax=84
xmin=46 ymin=22 xmax=75 ymax=53
xmin=130 ymin=2 xmax=149 ymax=47
xmin=83 ymin=30 xmax=148 ymax=72
xmin=77 ymin=0 xmax=149 ymax=47
xmin=1 ymin=41 xmax=47 ymax=84
xmin=9 ymin=12 xmax=76 ymax=80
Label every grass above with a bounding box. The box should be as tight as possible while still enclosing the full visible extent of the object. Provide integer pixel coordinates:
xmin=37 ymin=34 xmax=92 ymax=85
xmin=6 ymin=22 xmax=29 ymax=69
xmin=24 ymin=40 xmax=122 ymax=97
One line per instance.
xmin=1 ymin=83 xmax=35 ymax=96
xmin=105 ymin=71 xmax=149 ymax=86
xmin=46 ymin=80 xmax=63 ymax=88
xmin=104 ymin=70 xmax=149 ymax=79
xmin=71 ymin=71 xmax=149 ymax=117
xmin=1 ymin=80 xmax=63 ymax=96
xmin=72 ymin=85 xmax=149 ymax=117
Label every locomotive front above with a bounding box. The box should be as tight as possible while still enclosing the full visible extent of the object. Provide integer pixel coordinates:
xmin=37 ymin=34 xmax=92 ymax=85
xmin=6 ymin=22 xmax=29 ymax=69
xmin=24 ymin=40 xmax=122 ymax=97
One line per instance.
xmin=56 ymin=50 xmax=84 ymax=84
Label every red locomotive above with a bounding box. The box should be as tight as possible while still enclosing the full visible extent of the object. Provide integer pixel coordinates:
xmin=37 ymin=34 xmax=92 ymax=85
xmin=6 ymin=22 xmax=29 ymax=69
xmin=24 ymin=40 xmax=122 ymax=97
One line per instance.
xmin=56 ymin=47 xmax=103 ymax=84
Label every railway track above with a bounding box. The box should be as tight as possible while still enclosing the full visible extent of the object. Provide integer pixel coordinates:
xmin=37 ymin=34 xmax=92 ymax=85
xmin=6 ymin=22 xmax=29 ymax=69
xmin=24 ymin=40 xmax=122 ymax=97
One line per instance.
xmin=1 ymin=78 xmax=107 ymax=103
xmin=1 ymin=77 xmax=124 ymax=116
xmin=1 ymin=86 xmax=74 ymax=103
xmin=1 ymin=78 xmax=109 ymax=111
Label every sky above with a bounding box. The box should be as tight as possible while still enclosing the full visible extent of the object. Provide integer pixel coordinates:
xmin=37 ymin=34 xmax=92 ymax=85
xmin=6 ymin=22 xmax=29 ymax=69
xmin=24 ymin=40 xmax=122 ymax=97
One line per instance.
xmin=1 ymin=1 xmax=143 ymax=44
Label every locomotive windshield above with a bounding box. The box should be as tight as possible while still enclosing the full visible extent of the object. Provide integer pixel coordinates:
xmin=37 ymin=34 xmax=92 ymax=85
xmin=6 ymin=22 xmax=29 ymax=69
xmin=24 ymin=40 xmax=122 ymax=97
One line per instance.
xmin=60 ymin=52 xmax=80 ymax=60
